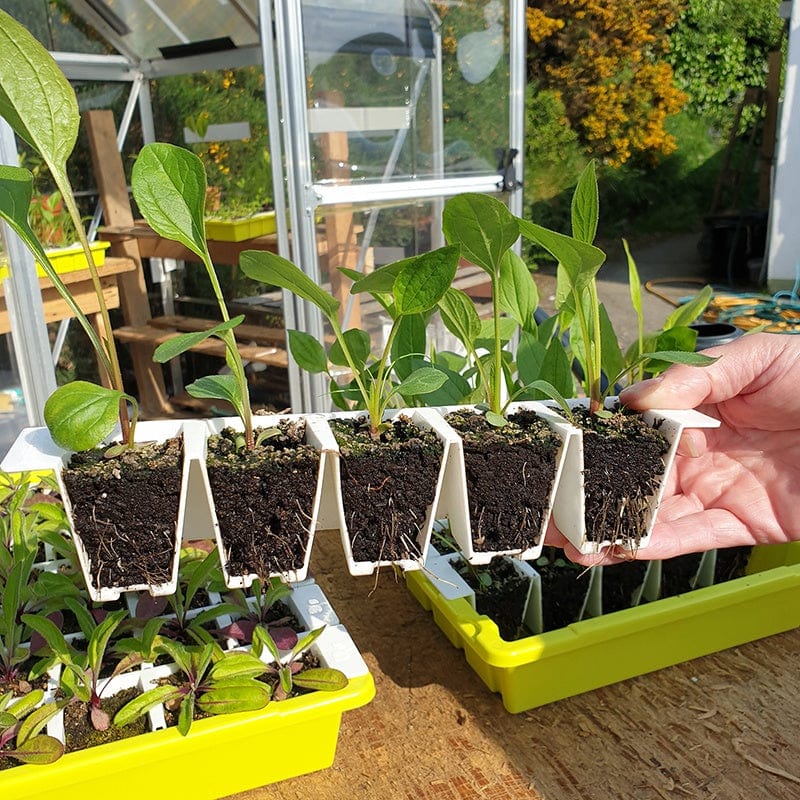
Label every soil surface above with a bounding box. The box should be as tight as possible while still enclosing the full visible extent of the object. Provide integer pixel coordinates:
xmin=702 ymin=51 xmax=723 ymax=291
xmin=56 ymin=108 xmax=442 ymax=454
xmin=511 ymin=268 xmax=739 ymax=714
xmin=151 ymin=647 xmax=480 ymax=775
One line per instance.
xmin=63 ymin=687 xmax=147 ymax=751
xmin=63 ymin=437 xmax=183 ymax=589
xmin=331 ymin=416 xmax=442 ymax=564
xmin=458 ymin=556 xmax=531 ymax=641
xmin=207 ymin=421 xmax=319 ymax=578
xmin=445 ymin=409 xmax=561 ymax=553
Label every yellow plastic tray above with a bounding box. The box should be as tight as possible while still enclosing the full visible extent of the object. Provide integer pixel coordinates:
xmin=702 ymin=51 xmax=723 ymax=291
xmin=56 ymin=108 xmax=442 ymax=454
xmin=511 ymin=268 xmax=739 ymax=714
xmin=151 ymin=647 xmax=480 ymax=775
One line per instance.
xmin=406 ymin=543 xmax=800 ymax=712
xmin=2 ymin=673 xmax=375 ymax=799
xmin=204 ymin=211 xmax=276 ymax=242
xmin=0 ymin=240 xmax=111 ymax=280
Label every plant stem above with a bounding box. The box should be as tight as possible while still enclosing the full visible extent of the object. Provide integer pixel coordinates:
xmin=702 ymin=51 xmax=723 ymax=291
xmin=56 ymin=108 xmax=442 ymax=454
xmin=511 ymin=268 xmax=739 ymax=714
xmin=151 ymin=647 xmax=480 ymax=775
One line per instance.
xmin=490 ymin=270 xmax=503 ymax=414
xmin=200 ymin=252 xmax=253 ymax=447
xmin=60 ymin=178 xmax=131 ymax=442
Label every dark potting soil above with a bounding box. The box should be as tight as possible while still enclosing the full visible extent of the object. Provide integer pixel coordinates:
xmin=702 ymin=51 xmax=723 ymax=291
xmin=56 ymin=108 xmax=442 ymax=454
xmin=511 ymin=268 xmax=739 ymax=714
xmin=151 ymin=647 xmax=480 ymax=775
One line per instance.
xmin=206 ymin=420 xmax=320 ymax=579
xmin=575 ymin=407 xmax=670 ymax=547
xmin=445 ymin=409 xmax=561 ymax=553
xmin=534 ymin=551 xmax=590 ymax=632
xmin=63 ymin=686 xmax=148 ymax=752
xmin=459 ymin=556 xmax=531 ymax=641
xmin=63 ymin=437 xmax=183 ymax=590
xmin=660 ymin=552 xmax=703 ymax=597
xmin=600 ymin=559 xmax=649 ymax=613
xmin=330 ymin=415 xmax=443 ymax=564
xmin=714 ymin=546 xmax=753 ymax=583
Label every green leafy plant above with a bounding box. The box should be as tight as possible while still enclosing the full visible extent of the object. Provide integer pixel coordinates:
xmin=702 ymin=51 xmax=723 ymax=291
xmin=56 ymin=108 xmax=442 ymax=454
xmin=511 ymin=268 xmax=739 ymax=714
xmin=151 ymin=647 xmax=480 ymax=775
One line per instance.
xmin=127 ymin=549 xmax=240 ymax=645
xmin=218 ymin=577 xmax=296 ymax=646
xmin=0 ymin=689 xmax=63 ymax=765
xmin=114 ymin=639 xmax=270 ymax=737
xmin=517 ymin=160 xmax=716 ymax=415
xmin=252 ymin=624 xmax=348 ymax=701
xmin=239 ymin=247 xmax=458 ymax=436
xmin=1 ymin=539 xmax=82 ymax=695
xmin=437 ymin=192 xmax=579 ymax=423
xmin=21 ymin=607 xmax=141 ymax=731
xmin=0 ymin=10 xmax=137 ymax=452
xmin=129 ymin=142 xmax=261 ymax=447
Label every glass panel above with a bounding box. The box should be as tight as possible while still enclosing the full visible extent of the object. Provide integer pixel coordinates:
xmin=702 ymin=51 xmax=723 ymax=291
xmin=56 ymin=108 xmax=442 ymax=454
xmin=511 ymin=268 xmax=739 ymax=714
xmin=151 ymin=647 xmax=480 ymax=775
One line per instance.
xmin=303 ymin=0 xmax=509 ymax=188
xmin=72 ymin=0 xmax=260 ymax=61
xmin=0 ymin=0 xmax=111 ymax=55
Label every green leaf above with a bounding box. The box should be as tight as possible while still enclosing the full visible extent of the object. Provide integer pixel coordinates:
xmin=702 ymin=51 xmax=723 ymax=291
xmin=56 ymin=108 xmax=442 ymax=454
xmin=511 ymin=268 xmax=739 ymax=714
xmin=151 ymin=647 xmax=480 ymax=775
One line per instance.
xmin=208 ymin=652 xmax=267 ymax=681
xmin=240 ymin=251 xmax=340 ymax=320
xmin=484 ymin=410 xmax=507 ymax=427
xmin=288 ymin=330 xmax=328 ymax=373
xmin=517 ymin=219 xmax=606 ymax=303
xmin=177 ymin=693 xmax=195 ymax=737
xmin=394 ymin=367 xmax=448 ymax=399
xmin=7 ymin=734 xmax=64 ymax=765
xmin=443 ymin=193 xmax=519 ymax=274
xmin=131 ymin=143 xmax=209 ymax=263
xmin=0 ymin=10 xmax=78 ymax=176
xmin=598 ymin=304 xmax=624 ymax=391
xmin=350 ymin=260 xmax=406 ymax=295
xmin=497 ymin=250 xmax=538 ymax=328
xmin=437 ymin=288 xmax=482 ymax=350
xmin=571 ymin=161 xmax=599 ymax=244
xmin=515 ymin=331 xmax=547 ymax=388
xmin=390 ymin=315 xmax=426 ymax=380
xmin=664 ymin=284 xmax=714 ymax=330
xmin=16 ymin=700 xmax=61 ymax=744
xmin=5 ymin=690 xmax=44 ymax=724
xmin=87 ymin=609 xmax=127 ymax=677
xmin=43 ymin=381 xmax=125 ymax=451
xmin=638 ymin=348 xmax=716 ymax=377
xmin=329 ymin=328 xmax=371 ymax=369
xmin=477 ymin=317 xmax=517 ymax=347
xmin=393 ymin=246 xmax=459 ymax=316
xmin=291 ymin=667 xmax=349 ymax=692
xmin=153 ymin=317 xmax=244 ymax=363
xmin=114 ymin=685 xmax=179 ymax=727
xmin=186 ymin=374 xmax=243 ymax=416
xmin=196 ymin=681 xmax=271 ymax=715
xmin=623 ymin=239 xmax=643 ymax=326
xmin=20 ymin=614 xmax=71 ymax=661
xmin=409 ymin=361 xmax=471 ymax=406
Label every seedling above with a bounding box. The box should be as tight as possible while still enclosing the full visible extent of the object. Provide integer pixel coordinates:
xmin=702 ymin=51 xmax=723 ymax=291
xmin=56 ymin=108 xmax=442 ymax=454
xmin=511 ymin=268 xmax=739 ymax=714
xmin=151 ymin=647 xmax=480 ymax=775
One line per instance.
xmin=436 ymin=193 xmax=575 ymax=423
xmin=516 ymin=161 xmax=715 ymax=415
xmin=126 ymin=549 xmax=239 ymax=645
xmin=21 ymin=607 xmax=141 ymax=731
xmin=0 ymin=10 xmax=137 ymax=452
xmin=238 ymin=247 xmax=459 ymax=437
xmin=114 ymin=639 xmax=270 ymax=737
xmin=130 ymin=143 xmax=261 ymax=447
xmin=218 ymin=577 xmax=297 ymax=647
xmin=0 ymin=689 xmax=63 ymax=765
xmin=252 ymin=624 xmax=348 ymax=701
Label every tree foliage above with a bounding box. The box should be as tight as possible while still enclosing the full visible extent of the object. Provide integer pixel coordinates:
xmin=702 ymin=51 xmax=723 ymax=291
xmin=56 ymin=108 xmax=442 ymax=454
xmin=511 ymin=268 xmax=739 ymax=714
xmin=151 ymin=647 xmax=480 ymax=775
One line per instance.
xmin=527 ymin=0 xmax=688 ymax=166
xmin=666 ymin=0 xmax=784 ymax=132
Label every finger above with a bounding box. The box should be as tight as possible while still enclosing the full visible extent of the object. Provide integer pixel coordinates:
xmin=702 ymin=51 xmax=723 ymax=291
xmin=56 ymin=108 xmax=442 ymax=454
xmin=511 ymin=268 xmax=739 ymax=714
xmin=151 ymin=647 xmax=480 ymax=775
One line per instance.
xmin=675 ymin=428 xmax=708 ymax=458
xmin=620 ymin=332 xmax=795 ymax=411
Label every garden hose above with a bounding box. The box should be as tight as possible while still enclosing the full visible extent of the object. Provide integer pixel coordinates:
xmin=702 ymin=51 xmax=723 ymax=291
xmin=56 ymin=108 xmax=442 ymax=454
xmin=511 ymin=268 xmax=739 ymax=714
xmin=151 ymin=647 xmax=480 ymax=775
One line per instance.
xmin=644 ymin=278 xmax=800 ymax=334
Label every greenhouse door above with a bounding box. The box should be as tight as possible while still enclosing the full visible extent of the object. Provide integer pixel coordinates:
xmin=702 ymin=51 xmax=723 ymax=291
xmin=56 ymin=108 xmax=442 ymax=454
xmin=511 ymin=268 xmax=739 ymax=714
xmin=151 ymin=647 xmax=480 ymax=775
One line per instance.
xmin=261 ymin=0 xmax=526 ymax=412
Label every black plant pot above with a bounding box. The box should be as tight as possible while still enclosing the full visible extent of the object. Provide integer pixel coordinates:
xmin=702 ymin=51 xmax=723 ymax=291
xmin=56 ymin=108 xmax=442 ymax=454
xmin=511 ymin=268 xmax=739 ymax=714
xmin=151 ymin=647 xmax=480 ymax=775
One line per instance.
xmin=689 ymin=322 xmax=743 ymax=350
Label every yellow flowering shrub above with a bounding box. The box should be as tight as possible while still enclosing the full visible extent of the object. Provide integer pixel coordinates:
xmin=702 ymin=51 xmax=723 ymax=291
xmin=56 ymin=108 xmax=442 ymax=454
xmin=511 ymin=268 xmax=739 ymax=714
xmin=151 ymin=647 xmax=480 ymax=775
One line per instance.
xmin=528 ymin=0 xmax=687 ymax=165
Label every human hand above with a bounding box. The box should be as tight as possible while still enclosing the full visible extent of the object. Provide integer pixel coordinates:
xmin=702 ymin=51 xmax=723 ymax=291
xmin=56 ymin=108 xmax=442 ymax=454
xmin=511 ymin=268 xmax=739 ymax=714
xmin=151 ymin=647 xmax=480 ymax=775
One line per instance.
xmin=548 ymin=332 xmax=800 ymax=564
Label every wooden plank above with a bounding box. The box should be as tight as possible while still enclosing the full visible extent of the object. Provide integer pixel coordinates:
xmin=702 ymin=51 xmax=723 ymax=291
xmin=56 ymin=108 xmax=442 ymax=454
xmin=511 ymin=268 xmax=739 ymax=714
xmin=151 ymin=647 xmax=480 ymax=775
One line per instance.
xmin=112 ymin=324 xmax=289 ymax=367
xmin=147 ymin=315 xmax=286 ymax=346
xmin=84 ymin=110 xmax=173 ymax=416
